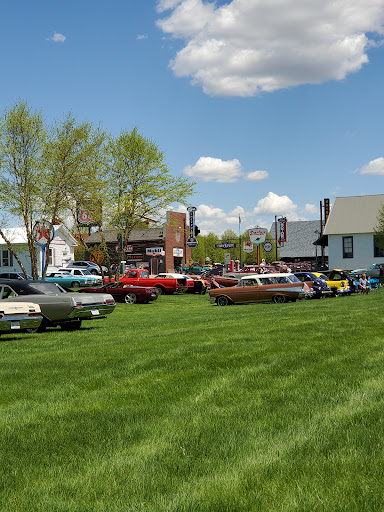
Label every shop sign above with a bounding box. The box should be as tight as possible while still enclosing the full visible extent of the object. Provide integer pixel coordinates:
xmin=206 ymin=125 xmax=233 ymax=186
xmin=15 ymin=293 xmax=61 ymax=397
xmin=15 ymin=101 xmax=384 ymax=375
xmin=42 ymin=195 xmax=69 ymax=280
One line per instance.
xmin=146 ymin=247 xmax=164 ymax=256
xmin=173 ymin=248 xmax=183 ymax=257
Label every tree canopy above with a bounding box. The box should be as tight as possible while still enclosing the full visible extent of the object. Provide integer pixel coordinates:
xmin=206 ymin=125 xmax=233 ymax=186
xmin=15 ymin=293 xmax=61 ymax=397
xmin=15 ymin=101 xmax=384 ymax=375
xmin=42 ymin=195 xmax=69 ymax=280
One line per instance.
xmin=0 ymin=101 xmax=196 ymax=278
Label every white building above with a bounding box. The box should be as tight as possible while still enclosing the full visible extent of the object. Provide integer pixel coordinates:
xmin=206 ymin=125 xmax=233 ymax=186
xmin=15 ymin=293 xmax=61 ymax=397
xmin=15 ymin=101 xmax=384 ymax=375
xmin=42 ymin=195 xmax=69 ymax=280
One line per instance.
xmin=0 ymin=224 xmax=78 ymax=276
xmin=323 ymin=194 xmax=384 ymax=270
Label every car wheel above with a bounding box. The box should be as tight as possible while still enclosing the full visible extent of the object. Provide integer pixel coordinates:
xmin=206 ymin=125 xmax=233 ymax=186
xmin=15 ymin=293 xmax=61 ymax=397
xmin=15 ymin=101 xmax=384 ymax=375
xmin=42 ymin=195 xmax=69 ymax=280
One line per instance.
xmin=216 ymin=295 xmax=230 ymax=306
xmin=272 ymin=294 xmax=287 ymax=304
xmin=61 ymin=320 xmax=82 ymax=331
xmin=124 ymin=292 xmax=137 ymax=304
xmin=155 ymin=286 xmax=165 ymax=295
xmin=90 ymin=269 xmax=98 ymax=275
xmin=71 ymin=281 xmax=81 ymax=288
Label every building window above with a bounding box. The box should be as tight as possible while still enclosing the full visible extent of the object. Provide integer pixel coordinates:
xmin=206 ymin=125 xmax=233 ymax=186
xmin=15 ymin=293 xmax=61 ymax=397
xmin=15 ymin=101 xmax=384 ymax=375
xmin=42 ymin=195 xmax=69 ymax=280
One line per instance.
xmin=374 ymin=235 xmax=384 ymax=257
xmin=342 ymin=236 xmax=353 ymax=258
xmin=1 ymin=250 xmax=14 ymax=267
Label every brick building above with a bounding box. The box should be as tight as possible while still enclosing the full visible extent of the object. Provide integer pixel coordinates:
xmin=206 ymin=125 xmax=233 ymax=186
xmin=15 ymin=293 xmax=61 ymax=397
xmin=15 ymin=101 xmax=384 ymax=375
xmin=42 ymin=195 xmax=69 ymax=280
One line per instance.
xmin=84 ymin=211 xmax=191 ymax=274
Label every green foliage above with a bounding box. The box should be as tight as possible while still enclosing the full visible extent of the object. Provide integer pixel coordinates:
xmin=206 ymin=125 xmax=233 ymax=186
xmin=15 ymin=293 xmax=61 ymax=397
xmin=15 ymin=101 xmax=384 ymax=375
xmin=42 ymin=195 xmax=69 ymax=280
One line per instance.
xmin=192 ymin=230 xmax=278 ymax=265
xmin=105 ymin=127 xmax=195 ymax=274
xmin=374 ymin=202 xmax=384 ymax=250
xmin=0 ymin=103 xmax=195 ymax=278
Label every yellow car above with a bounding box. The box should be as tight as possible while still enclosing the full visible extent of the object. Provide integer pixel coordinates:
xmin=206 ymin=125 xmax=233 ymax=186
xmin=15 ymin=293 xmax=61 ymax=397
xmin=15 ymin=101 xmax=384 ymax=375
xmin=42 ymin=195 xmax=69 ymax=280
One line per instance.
xmin=313 ymin=270 xmax=350 ymax=296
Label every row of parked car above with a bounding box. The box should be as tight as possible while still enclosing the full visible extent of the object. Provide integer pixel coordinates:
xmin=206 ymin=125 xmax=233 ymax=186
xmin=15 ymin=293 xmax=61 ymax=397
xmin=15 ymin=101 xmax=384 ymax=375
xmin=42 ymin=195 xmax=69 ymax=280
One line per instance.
xmin=206 ymin=268 xmax=380 ymax=306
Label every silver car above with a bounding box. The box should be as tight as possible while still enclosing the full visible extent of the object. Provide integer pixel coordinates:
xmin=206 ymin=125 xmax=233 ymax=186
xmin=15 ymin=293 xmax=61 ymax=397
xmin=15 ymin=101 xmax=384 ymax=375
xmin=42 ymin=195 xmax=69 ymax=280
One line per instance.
xmin=0 ymin=279 xmax=115 ymax=332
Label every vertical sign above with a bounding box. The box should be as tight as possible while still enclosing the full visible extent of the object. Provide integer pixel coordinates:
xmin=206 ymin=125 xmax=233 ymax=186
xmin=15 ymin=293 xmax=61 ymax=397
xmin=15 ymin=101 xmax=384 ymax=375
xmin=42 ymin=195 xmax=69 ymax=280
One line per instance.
xmin=187 ymin=206 xmax=196 ymax=237
xmin=324 ymin=198 xmax=330 ymax=224
xmin=186 ymin=206 xmax=198 ymax=248
xmin=278 ymin=217 xmax=287 ymax=243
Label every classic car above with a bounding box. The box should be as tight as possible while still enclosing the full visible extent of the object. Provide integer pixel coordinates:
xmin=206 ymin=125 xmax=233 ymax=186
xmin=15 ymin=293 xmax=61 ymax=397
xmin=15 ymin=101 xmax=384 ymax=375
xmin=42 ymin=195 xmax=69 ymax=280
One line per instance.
xmin=56 ymin=268 xmax=102 ymax=285
xmin=154 ymin=273 xmax=202 ymax=293
xmin=313 ymin=270 xmax=350 ymax=296
xmin=294 ymin=272 xmax=333 ymax=298
xmin=107 ymin=268 xmax=187 ymax=295
xmin=0 ymin=302 xmax=43 ymax=335
xmin=43 ymin=272 xmax=96 ymax=288
xmin=0 ymin=279 xmax=115 ymax=331
xmin=64 ymin=260 xmax=108 ymax=274
xmin=80 ymin=282 xmax=159 ymax=304
xmin=351 ymin=263 xmax=384 ymax=278
xmin=208 ymin=273 xmax=307 ymax=306
xmin=0 ymin=271 xmax=33 ymax=280
xmin=208 ymin=275 xmax=240 ymax=288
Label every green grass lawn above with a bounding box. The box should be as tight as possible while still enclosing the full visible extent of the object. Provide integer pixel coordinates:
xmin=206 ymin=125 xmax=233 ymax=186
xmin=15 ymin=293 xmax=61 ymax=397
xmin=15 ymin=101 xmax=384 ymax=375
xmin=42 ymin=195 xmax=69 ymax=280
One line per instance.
xmin=1 ymin=292 xmax=384 ymax=511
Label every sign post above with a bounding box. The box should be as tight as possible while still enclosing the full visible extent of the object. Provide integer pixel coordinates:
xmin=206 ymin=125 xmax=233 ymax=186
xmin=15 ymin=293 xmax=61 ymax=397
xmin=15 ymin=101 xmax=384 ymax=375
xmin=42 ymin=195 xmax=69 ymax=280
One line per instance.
xmin=32 ymin=220 xmax=55 ymax=275
xmin=248 ymin=227 xmax=268 ymax=265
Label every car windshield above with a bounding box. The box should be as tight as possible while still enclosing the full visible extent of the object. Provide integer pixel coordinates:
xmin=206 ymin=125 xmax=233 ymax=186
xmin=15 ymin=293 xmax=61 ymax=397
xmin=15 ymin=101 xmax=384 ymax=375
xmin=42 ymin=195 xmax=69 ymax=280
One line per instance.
xmin=28 ymin=282 xmax=67 ymax=295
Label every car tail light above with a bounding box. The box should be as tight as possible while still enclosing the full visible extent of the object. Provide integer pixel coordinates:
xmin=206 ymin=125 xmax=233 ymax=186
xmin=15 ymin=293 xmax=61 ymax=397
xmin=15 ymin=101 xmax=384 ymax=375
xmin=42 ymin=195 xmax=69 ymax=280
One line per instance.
xmin=75 ymin=302 xmax=84 ymax=309
xmin=28 ymin=312 xmax=41 ymax=317
xmin=0 ymin=313 xmax=3 ymax=319
xmin=105 ymin=299 xmax=115 ymax=305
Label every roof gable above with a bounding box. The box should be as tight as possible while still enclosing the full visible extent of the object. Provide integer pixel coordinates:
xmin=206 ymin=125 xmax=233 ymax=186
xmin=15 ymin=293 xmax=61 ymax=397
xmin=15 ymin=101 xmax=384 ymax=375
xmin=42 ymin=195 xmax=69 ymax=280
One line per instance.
xmin=270 ymin=220 xmax=326 ymax=257
xmin=323 ymin=195 xmax=384 ymax=235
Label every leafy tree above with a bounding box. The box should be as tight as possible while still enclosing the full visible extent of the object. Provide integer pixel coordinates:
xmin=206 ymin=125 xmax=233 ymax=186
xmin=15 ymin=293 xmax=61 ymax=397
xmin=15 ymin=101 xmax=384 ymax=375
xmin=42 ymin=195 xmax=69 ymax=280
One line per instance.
xmin=0 ymin=101 xmax=45 ymax=277
xmin=374 ymin=202 xmax=384 ymax=250
xmin=105 ymin=127 xmax=195 ymax=276
xmin=40 ymin=113 xmax=107 ymax=277
xmin=0 ymin=101 xmax=108 ymax=278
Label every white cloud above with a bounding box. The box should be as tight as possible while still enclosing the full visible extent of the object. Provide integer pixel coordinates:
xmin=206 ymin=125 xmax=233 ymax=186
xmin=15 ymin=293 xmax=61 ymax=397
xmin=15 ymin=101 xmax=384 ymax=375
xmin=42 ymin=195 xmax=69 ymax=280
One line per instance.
xmin=46 ymin=32 xmax=66 ymax=43
xmin=156 ymin=0 xmax=182 ymax=13
xmin=359 ymin=157 xmax=384 ymax=175
xmin=196 ymin=204 xmax=226 ymax=219
xmin=245 ymin=170 xmax=269 ymax=181
xmin=302 ymin=203 xmax=318 ymax=215
xmin=183 ymin=156 xmax=243 ymax=182
xmin=252 ymin=192 xmax=297 ymax=215
xmin=137 ymin=34 xmax=148 ymax=40
xmin=157 ymin=0 xmax=384 ymax=96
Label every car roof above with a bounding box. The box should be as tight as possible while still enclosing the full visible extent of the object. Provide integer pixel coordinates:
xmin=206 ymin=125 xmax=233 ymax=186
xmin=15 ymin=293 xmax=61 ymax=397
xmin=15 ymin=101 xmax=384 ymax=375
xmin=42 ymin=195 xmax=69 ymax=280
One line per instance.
xmin=240 ymin=272 xmax=293 ymax=280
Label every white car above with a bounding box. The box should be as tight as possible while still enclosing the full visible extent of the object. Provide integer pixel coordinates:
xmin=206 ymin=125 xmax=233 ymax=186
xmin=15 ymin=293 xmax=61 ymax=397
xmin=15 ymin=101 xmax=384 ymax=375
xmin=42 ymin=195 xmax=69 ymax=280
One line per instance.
xmin=65 ymin=260 xmax=108 ymax=275
xmin=0 ymin=302 xmax=43 ymax=334
xmin=56 ymin=268 xmax=103 ymax=285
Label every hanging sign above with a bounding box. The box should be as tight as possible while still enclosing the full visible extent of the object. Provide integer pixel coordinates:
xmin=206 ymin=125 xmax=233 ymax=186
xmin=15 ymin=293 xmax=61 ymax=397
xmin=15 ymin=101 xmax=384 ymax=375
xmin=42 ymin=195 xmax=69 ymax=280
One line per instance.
xmin=187 ymin=206 xmax=197 ymax=238
xmin=243 ymin=241 xmax=254 ymax=253
xmin=248 ymin=227 xmax=268 ymax=245
xmin=278 ymin=217 xmax=287 ymax=243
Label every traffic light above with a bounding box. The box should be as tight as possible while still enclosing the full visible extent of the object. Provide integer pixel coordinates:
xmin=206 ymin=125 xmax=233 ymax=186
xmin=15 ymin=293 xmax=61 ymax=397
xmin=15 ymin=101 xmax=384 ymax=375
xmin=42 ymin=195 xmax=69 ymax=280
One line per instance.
xmin=194 ymin=225 xmax=200 ymax=237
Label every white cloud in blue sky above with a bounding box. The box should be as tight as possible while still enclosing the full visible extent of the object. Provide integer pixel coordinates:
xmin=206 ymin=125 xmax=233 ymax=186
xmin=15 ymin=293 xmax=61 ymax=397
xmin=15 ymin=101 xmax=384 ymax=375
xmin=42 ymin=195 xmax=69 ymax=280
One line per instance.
xmin=183 ymin=156 xmax=243 ymax=183
xmin=46 ymin=32 xmax=66 ymax=43
xmin=359 ymin=157 xmax=384 ymax=175
xmin=245 ymin=170 xmax=269 ymax=181
xmin=157 ymin=0 xmax=384 ymax=97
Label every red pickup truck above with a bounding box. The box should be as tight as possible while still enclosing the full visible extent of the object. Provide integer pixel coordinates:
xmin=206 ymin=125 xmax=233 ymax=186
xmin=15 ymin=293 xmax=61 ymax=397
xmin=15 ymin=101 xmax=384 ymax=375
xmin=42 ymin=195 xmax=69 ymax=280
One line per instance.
xmin=109 ymin=269 xmax=188 ymax=295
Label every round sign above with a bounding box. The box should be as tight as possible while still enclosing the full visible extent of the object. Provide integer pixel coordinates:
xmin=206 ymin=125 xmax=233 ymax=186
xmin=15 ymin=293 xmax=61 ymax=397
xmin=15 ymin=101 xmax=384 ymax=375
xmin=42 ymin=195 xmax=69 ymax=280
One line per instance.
xmin=263 ymin=241 xmax=273 ymax=253
xmin=32 ymin=220 xmax=55 ymax=247
xmin=90 ymin=249 xmax=104 ymax=264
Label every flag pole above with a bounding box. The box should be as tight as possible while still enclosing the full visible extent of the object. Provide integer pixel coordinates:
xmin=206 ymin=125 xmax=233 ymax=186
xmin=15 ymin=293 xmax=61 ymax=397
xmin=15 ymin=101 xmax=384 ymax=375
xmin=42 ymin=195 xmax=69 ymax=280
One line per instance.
xmin=239 ymin=215 xmax=242 ymax=268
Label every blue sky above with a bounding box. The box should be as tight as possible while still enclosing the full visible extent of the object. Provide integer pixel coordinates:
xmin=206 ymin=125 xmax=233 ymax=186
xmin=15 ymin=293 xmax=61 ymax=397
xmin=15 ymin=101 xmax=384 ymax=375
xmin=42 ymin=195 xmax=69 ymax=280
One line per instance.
xmin=2 ymin=0 xmax=384 ymax=236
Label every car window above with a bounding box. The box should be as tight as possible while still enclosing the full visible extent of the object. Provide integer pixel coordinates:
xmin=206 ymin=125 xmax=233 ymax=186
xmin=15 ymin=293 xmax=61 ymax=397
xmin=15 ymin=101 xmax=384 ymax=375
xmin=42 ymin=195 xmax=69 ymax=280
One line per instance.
xmin=82 ymin=270 xmax=92 ymax=275
xmin=74 ymin=270 xmax=81 ymax=275
xmin=0 ymin=285 xmax=18 ymax=299
xmin=243 ymin=279 xmax=256 ymax=286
